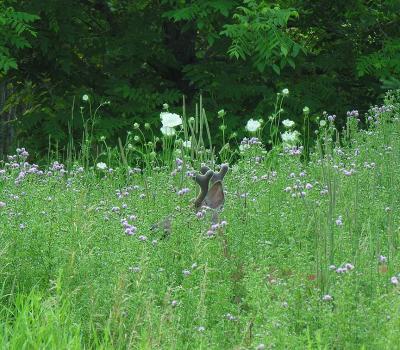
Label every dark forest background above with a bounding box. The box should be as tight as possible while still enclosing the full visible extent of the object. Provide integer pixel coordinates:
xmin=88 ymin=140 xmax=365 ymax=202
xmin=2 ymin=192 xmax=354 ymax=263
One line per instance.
xmin=1 ymin=0 xmax=400 ymax=158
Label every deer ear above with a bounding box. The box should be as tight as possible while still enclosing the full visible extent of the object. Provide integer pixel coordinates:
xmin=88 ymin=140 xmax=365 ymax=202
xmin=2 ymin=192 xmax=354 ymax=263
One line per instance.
xmin=205 ymin=181 xmax=225 ymax=209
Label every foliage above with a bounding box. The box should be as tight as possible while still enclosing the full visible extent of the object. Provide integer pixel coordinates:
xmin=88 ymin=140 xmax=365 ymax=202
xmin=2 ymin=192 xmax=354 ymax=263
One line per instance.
xmin=221 ymin=1 xmax=303 ymax=73
xmin=0 ymin=3 xmax=39 ymax=75
xmin=1 ymin=0 xmax=399 ymax=157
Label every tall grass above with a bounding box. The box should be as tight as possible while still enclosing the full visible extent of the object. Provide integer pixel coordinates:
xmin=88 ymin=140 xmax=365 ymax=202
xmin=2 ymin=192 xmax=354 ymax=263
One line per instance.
xmin=0 ymin=91 xmax=399 ymax=349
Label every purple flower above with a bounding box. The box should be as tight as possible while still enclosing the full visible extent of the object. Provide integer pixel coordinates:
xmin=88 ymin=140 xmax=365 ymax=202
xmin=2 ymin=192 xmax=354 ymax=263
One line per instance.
xmin=322 ymin=294 xmax=333 ymax=301
xmin=129 ymin=266 xmax=141 ymax=273
xmin=379 ymin=255 xmax=387 ymax=264
xmin=336 ymin=267 xmax=347 ymax=274
xmin=390 ymin=276 xmax=399 ymax=285
xmin=182 ymin=269 xmax=191 ymax=276
xmin=335 ymin=216 xmax=343 ymax=226
xmin=344 ymin=263 xmax=354 ymax=271
xmin=206 ymin=230 xmax=215 ymax=237
xmin=196 ymin=211 xmax=204 ymax=219
xmin=225 ymin=313 xmax=236 ymax=321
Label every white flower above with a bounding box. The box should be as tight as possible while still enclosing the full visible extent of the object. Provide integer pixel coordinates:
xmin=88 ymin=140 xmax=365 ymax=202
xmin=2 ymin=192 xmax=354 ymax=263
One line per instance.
xmin=282 ymin=88 xmax=289 ymax=96
xmin=160 ymin=112 xmax=182 ymax=128
xmin=320 ymin=120 xmax=327 ymax=127
xmin=82 ymin=94 xmax=89 ymax=101
xmin=245 ymin=119 xmax=261 ymax=132
xmin=303 ymin=106 xmax=310 ymax=114
xmin=182 ymin=140 xmax=192 ymax=148
xmin=391 ymin=276 xmax=399 ymax=285
xmin=96 ymin=162 xmax=107 ymax=170
xmin=282 ymin=119 xmax=295 ymax=128
xmin=160 ymin=126 xmax=176 ymax=136
xmin=281 ymin=130 xmax=300 ymax=144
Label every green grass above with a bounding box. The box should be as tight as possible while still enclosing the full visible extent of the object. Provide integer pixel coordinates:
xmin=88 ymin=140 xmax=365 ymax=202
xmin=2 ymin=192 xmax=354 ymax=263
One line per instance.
xmin=0 ymin=94 xmax=400 ymax=349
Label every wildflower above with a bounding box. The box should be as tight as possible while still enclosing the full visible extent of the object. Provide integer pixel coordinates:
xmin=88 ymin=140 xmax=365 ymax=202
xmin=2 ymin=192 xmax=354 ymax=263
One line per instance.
xmin=327 ymin=114 xmax=336 ymax=122
xmin=305 ymin=183 xmax=313 ymax=190
xmin=133 ymin=122 xmax=140 ymax=129
xmin=335 ymin=216 xmax=343 ymax=226
xmin=171 ymin=300 xmax=179 ymax=307
xmin=162 ymin=103 xmax=169 ymax=110
xmin=182 ymin=140 xmax=192 ymax=148
xmin=282 ymin=119 xmax=295 ymax=128
xmin=138 ymin=235 xmax=147 ymax=241
xmin=281 ymin=130 xmax=300 ymax=145
xmin=390 ymin=276 xmax=399 ymax=285
xmin=129 ymin=266 xmax=141 ymax=273
xmin=245 ymin=119 xmax=261 ymax=132
xmin=97 ymin=162 xmax=107 ymax=170
xmin=182 ymin=269 xmax=191 ymax=276
xmin=379 ymin=255 xmax=387 ymax=264
xmin=322 ymin=294 xmax=333 ymax=301
xmin=319 ymin=120 xmax=327 ymax=127
xmin=177 ymin=188 xmax=190 ymax=196
xmin=336 ymin=267 xmax=347 ymax=274
xmin=196 ymin=211 xmax=204 ymax=219
xmin=225 ymin=313 xmax=236 ymax=321
xmin=160 ymin=112 xmax=182 ymax=128
xmin=217 ymin=109 xmax=226 ymax=118
xmin=82 ymin=94 xmax=89 ymax=101
xmin=303 ymin=106 xmax=310 ymax=114
xmin=0 ymin=201 xmax=6 ymax=208
xmin=256 ymin=344 xmax=266 ymax=350
xmin=344 ymin=263 xmax=354 ymax=271
xmin=206 ymin=230 xmax=215 ymax=237
xmin=282 ymin=88 xmax=289 ymax=96
xmin=196 ymin=326 xmax=205 ymax=332
xmin=160 ymin=126 xmax=176 ymax=136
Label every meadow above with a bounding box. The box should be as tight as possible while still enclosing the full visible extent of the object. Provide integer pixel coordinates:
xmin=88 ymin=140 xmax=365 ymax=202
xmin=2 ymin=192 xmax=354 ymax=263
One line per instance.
xmin=0 ymin=90 xmax=400 ymax=349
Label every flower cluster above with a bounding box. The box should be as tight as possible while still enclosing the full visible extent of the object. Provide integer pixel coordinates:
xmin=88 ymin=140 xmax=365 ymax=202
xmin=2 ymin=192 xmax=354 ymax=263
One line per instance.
xmin=239 ymin=137 xmax=262 ymax=151
xmin=281 ymin=130 xmax=300 ymax=147
xmin=205 ymin=220 xmax=227 ymax=238
xmin=245 ymin=119 xmax=261 ymax=133
xmin=160 ymin=111 xmax=182 ymax=136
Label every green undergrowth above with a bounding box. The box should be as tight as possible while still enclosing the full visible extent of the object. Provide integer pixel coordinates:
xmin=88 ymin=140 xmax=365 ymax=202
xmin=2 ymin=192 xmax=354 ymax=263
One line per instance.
xmin=0 ymin=94 xmax=400 ymax=349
